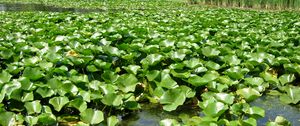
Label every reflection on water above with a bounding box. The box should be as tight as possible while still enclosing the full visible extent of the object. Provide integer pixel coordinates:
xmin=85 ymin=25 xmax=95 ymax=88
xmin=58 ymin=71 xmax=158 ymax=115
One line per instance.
xmin=251 ymin=95 xmax=300 ymax=126
xmin=119 ymin=96 xmax=300 ymax=126
xmin=0 ymin=3 xmax=112 ymax=12
xmin=119 ymin=104 xmax=200 ymax=126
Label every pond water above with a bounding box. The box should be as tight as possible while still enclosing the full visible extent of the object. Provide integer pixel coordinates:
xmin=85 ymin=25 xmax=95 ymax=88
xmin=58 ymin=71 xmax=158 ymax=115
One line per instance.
xmin=118 ymin=96 xmax=300 ymax=126
xmin=118 ymin=104 xmax=200 ymax=126
xmin=0 ymin=3 xmax=115 ymax=12
xmin=251 ymin=95 xmax=300 ymax=126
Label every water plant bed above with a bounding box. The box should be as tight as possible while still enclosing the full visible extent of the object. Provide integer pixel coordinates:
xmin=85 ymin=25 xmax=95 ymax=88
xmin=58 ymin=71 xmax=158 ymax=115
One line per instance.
xmin=0 ymin=5 xmax=300 ymax=126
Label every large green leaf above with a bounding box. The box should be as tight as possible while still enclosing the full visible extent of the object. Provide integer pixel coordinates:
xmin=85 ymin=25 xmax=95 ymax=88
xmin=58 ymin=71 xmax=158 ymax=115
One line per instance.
xmin=280 ymin=86 xmax=300 ymax=104
xmin=107 ymin=116 xmax=119 ymax=126
xmin=260 ymin=72 xmax=279 ymax=85
xmin=214 ymin=93 xmax=234 ymax=105
xmin=236 ymin=88 xmax=261 ymax=102
xmin=0 ymin=112 xmax=16 ymax=126
xmin=37 ymin=113 xmax=56 ymax=125
xmin=160 ymin=88 xmax=186 ymax=111
xmin=141 ymin=54 xmax=164 ymax=66
xmin=49 ymin=96 xmax=69 ymax=111
xmin=116 ymin=74 xmax=138 ymax=93
xmin=101 ymin=93 xmax=123 ymax=106
xmin=183 ymin=58 xmax=203 ymax=69
xmin=245 ymin=106 xmax=265 ymax=118
xmin=225 ymin=66 xmax=249 ymax=80
xmin=244 ymin=77 xmax=264 ymax=87
xmin=203 ymin=101 xmax=228 ymax=117
xmin=278 ymin=74 xmax=295 ymax=85
xmin=157 ymin=71 xmax=178 ymax=89
xmin=160 ymin=119 xmax=180 ymax=126
xmin=201 ymin=46 xmax=220 ymax=57
xmin=222 ymin=55 xmax=241 ymax=66
xmin=188 ymin=71 xmax=219 ymax=87
xmin=22 ymin=67 xmax=44 ymax=80
xmin=80 ymin=108 xmax=104 ymax=124
xmin=25 ymin=100 xmax=42 ymax=115
xmin=68 ymin=98 xmax=87 ymax=112
xmin=0 ymin=71 xmax=12 ymax=84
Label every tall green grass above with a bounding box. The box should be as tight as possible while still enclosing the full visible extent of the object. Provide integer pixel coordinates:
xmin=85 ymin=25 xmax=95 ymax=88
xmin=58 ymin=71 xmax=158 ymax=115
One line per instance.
xmin=191 ymin=0 xmax=300 ymax=10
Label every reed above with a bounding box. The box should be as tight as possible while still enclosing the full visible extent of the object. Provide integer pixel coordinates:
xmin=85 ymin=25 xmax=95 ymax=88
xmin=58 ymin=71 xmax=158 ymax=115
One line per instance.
xmin=191 ymin=0 xmax=300 ymax=10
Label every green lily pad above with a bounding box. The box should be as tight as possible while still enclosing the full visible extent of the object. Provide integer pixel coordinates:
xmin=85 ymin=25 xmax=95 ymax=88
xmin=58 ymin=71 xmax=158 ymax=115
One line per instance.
xmin=160 ymin=88 xmax=186 ymax=111
xmin=214 ymin=93 xmax=234 ymax=105
xmin=25 ymin=100 xmax=42 ymax=115
xmin=116 ymin=74 xmax=138 ymax=93
xmin=0 ymin=71 xmax=12 ymax=84
xmin=201 ymin=46 xmax=220 ymax=57
xmin=141 ymin=54 xmax=164 ymax=67
xmin=80 ymin=108 xmax=104 ymax=124
xmin=157 ymin=71 xmax=178 ymax=89
xmin=68 ymin=98 xmax=87 ymax=112
xmin=0 ymin=112 xmax=16 ymax=126
xmin=22 ymin=67 xmax=44 ymax=81
xmin=49 ymin=96 xmax=69 ymax=112
xmin=107 ymin=116 xmax=119 ymax=126
xmin=236 ymin=88 xmax=261 ymax=102
xmin=280 ymin=86 xmax=300 ymax=104
xmin=278 ymin=74 xmax=295 ymax=85
xmin=160 ymin=119 xmax=180 ymax=126
xmin=203 ymin=101 xmax=228 ymax=117
xmin=101 ymin=93 xmax=123 ymax=106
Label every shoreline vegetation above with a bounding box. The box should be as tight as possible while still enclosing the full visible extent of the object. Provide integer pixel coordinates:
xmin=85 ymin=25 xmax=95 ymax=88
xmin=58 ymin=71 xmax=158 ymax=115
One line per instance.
xmin=0 ymin=0 xmax=299 ymax=12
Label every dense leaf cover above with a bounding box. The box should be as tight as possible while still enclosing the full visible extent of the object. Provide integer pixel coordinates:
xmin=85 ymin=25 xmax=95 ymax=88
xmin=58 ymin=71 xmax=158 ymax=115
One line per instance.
xmin=0 ymin=8 xmax=300 ymax=125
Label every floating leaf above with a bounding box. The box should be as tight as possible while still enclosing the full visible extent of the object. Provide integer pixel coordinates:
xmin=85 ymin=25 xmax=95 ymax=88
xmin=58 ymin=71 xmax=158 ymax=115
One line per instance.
xmin=160 ymin=88 xmax=186 ymax=111
xmin=80 ymin=108 xmax=104 ymax=125
xmin=157 ymin=71 xmax=178 ymax=89
xmin=49 ymin=96 xmax=69 ymax=111
xmin=203 ymin=101 xmax=228 ymax=117
xmin=160 ymin=119 xmax=180 ymax=126
xmin=37 ymin=113 xmax=56 ymax=125
xmin=101 ymin=93 xmax=123 ymax=106
xmin=202 ymin=46 xmax=220 ymax=57
xmin=0 ymin=71 xmax=12 ymax=84
xmin=214 ymin=93 xmax=234 ymax=105
xmin=246 ymin=106 xmax=265 ymax=118
xmin=236 ymin=88 xmax=261 ymax=102
xmin=0 ymin=112 xmax=15 ymax=126
xmin=280 ymin=86 xmax=300 ymax=104
xmin=183 ymin=58 xmax=203 ymax=69
xmin=279 ymin=74 xmax=295 ymax=85
xmin=25 ymin=100 xmax=42 ymax=115
xmin=68 ymin=98 xmax=87 ymax=112
xmin=141 ymin=54 xmax=164 ymax=66
xmin=205 ymin=61 xmax=221 ymax=70
xmin=244 ymin=77 xmax=264 ymax=86
xmin=116 ymin=74 xmax=138 ymax=93
xmin=22 ymin=67 xmax=44 ymax=81
xmin=107 ymin=116 xmax=119 ymax=126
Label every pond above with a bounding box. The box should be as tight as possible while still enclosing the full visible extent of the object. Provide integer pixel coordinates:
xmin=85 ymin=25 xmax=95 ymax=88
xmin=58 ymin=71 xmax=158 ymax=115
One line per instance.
xmin=251 ymin=95 xmax=300 ymax=126
xmin=117 ymin=96 xmax=300 ymax=126
xmin=0 ymin=3 xmax=116 ymax=12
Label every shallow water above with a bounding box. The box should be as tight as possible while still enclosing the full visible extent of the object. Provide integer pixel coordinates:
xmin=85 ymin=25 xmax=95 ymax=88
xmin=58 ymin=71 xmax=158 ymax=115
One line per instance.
xmin=251 ymin=95 xmax=300 ymax=126
xmin=118 ymin=104 xmax=200 ymax=126
xmin=118 ymin=96 xmax=300 ymax=126
xmin=0 ymin=3 xmax=115 ymax=12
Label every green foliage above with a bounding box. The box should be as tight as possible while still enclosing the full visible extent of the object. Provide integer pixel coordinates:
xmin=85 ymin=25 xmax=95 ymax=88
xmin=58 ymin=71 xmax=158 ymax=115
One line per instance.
xmin=0 ymin=2 xmax=299 ymax=125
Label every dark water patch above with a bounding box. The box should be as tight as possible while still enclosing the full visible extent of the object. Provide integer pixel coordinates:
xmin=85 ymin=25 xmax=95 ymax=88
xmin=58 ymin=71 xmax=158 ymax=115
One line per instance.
xmin=118 ymin=104 xmax=200 ymax=126
xmin=0 ymin=3 xmax=121 ymax=13
xmin=251 ymin=95 xmax=300 ymax=126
